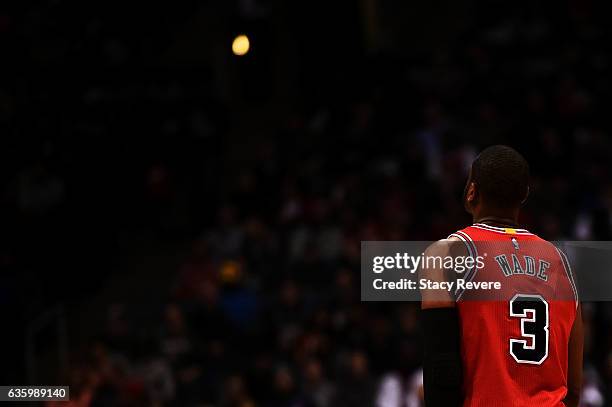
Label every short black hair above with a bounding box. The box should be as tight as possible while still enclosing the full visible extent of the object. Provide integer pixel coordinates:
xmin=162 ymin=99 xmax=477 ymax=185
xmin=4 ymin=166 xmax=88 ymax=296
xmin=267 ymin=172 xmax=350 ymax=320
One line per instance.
xmin=471 ymin=145 xmax=529 ymax=208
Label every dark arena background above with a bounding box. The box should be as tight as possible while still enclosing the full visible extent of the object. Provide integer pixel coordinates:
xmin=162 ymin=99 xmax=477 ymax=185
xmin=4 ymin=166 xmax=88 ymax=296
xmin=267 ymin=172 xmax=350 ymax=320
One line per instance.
xmin=1 ymin=0 xmax=611 ymax=406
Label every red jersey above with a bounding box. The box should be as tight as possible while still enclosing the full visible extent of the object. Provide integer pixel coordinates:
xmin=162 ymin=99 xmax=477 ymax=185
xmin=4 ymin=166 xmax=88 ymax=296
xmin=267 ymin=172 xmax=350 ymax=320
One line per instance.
xmin=449 ymin=223 xmax=578 ymax=407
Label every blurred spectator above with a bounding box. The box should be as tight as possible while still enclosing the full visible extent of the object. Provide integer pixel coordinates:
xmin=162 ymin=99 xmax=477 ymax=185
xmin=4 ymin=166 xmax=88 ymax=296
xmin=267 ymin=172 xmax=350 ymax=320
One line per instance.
xmin=334 ymin=350 xmax=377 ymax=406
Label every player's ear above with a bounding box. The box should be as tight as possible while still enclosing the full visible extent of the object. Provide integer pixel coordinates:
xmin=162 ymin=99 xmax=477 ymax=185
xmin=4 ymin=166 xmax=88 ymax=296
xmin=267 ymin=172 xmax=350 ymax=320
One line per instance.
xmin=521 ymin=185 xmax=530 ymax=205
xmin=466 ymin=182 xmax=477 ymax=203
xmin=463 ymin=181 xmax=477 ymax=213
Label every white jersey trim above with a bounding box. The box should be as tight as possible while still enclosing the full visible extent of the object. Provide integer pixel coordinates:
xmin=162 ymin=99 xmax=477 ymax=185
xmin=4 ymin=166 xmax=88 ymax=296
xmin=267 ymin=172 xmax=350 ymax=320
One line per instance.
xmin=448 ymin=231 xmax=479 ymax=300
xmin=471 ymin=223 xmax=533 ymax=235
xmin=555 ymin=247 xmax=579 ymax=309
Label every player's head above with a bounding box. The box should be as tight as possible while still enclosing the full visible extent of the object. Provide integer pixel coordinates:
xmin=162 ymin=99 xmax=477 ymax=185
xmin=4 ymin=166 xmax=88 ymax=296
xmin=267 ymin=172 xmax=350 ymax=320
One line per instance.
xmin=463 ymin=145 xmax=529 ymax=217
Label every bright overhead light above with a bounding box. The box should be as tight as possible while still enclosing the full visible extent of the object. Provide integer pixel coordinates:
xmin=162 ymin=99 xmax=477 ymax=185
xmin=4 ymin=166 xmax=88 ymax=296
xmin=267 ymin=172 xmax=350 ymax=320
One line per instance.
xmin=232 ymin=34 xmax=250 ymax=56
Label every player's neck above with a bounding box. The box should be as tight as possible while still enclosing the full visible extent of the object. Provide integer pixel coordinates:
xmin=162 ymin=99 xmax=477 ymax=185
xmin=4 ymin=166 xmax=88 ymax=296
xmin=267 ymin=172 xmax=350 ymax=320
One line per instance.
xmin=473 ymin=207 xmax=520 ymax=228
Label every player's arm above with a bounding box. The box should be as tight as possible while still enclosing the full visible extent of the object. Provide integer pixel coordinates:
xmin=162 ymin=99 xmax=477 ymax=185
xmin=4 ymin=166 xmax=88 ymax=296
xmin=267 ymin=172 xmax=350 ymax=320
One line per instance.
xmin=420 ymin=237 xmax=464 ymax=407
xmin=563 ymin=303 xmax=583 ymax=407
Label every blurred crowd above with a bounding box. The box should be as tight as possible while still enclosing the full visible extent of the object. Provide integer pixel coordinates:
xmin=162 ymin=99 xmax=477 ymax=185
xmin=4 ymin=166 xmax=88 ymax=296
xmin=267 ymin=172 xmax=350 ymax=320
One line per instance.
xmin=1 ymin=0 xmax=611 ymax=406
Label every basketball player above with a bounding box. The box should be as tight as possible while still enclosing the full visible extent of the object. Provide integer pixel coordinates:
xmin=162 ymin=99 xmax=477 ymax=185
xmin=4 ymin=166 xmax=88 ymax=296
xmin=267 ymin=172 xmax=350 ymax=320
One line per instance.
xmin=420 ymin=145 xmax=583 ymax=407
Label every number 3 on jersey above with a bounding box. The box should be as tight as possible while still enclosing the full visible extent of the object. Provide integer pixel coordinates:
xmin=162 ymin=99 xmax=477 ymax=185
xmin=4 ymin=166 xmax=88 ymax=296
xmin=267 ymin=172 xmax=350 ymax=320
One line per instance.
xmin=508 ymin=294 xmax=549 ymax=365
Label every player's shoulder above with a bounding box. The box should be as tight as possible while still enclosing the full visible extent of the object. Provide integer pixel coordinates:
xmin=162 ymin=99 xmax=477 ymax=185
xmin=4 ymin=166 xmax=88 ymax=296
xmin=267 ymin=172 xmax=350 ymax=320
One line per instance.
xmin=424 ymin=237 xmax=460 ymax=257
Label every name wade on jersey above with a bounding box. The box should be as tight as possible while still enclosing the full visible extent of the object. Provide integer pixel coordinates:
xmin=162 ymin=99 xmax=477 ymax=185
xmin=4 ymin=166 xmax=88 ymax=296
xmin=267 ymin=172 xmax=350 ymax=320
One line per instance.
xmin=494 ymin=253 xmax=550 ymax=282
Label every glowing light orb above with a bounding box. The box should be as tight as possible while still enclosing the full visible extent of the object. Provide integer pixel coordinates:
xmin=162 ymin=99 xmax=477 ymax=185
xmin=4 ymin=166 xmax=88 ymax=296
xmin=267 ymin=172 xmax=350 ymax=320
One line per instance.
xmin=232 ymin=34 xmax=250 ymax=56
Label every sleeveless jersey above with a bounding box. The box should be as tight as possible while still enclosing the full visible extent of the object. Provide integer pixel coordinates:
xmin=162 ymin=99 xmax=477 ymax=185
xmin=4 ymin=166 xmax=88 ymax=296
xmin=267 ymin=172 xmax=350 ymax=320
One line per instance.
xmin=449 ymin=223 xmax=578 ymax=407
